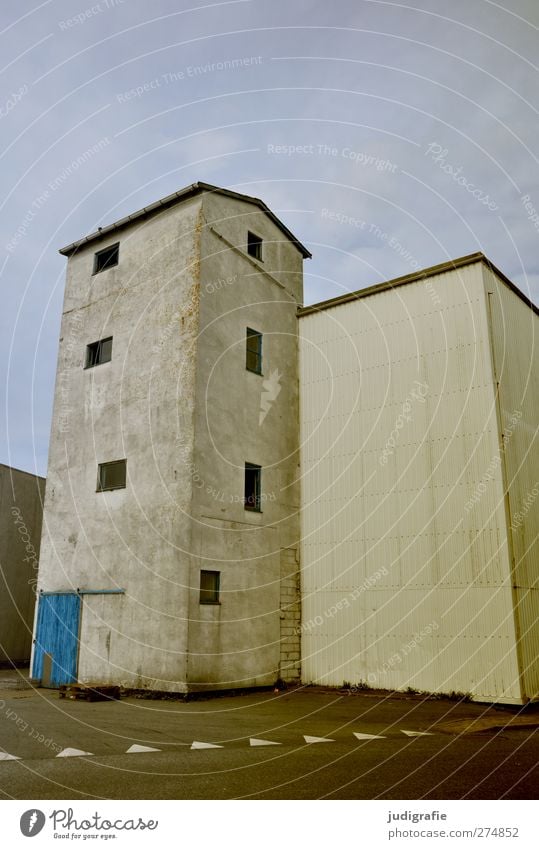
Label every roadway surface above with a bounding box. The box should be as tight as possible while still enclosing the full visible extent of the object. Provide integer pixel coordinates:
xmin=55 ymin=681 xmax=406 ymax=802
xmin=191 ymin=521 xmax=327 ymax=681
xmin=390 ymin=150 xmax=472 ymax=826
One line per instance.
xmin=1 ymin=680 xmax=537 ymax=799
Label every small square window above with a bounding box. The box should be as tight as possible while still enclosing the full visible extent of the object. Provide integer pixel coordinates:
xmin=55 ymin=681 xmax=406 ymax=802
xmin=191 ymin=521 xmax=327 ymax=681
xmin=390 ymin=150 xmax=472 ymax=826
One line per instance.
xmin=97 ymin=459 xmax=126 ymax=491
xmin=85 ymin=337 xmax=112 ymax=368
xmin=244 ymin=462 xmax=261 ymax=511
xmin=200 ymin=570 xmax=220 ymax=604
xmin=247 ymin=231 xmax=263 ymax=261
xmin=93 ymin=243 xmax=119 ymax=274
xmin=246 ymin=328 xmax=262 ymax=374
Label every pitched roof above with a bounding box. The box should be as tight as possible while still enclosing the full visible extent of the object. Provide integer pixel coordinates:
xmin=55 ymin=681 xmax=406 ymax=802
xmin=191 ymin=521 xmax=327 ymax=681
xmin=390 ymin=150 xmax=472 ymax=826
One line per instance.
xmin=58 ymin=181 xmax=311 ymax=258
xmin=298 ymin=252 xmax=538 ymax=317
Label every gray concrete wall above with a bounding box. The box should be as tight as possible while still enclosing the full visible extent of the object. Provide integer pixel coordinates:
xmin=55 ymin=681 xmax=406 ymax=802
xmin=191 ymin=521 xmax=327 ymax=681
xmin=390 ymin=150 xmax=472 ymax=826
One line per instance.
xmin=184 ymin=192 xmax=303 ymax=689
xmin=0 ymin=465 xmax=45 ymax=665
xmin=36 ymin=198 xmax=203 ymax=691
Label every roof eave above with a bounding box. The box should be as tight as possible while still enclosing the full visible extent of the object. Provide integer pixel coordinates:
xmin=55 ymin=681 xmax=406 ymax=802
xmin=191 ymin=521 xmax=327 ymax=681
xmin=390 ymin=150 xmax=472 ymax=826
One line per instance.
xmin=298 ymin=252 xmax=538 ymax=317
xmin=58 ymin=181 xmax=311 ymax=258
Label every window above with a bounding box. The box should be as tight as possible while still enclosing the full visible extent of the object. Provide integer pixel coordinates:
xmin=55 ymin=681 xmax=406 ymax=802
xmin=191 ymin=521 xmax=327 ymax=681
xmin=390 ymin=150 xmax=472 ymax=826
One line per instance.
xmin=200 ymin=570 xmax=220 ymax=604
xmin=244 ymin=462 xmax=261 ymax=511
xmin=93 ymin=243 xmax=119 ymax=274
xmin=246 ymin=328 xmax=262 ymax=374
xmin=247 ymin=231 xmax=263 ymax=261
xmin=85 ymin=337 xmax=112 ymax=368
xmin=97 ymin=460 xmax=126 ymax=491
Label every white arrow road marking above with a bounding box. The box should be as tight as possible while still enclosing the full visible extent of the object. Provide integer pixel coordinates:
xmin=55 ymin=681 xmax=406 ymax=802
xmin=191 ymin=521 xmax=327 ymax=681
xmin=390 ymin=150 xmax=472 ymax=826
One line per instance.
xmin=56 ymin=748 xmax=94 ymax=757
xmin=353 ymin=732 xmax=386 ymax=740
xmin=190 ymin=741 xmax=223 ymax=750
xmin=303 ymin=735 xmax=334 ymax=743
xmin=0 ymin=752 xmax=21 ymax=761
xmin=401 ymin=730 xmax=434 ymax=737
xmin=249 ymin=738 xmax=281 ymax=747
xmin=126 ymin=744 xmax=161 ymax=754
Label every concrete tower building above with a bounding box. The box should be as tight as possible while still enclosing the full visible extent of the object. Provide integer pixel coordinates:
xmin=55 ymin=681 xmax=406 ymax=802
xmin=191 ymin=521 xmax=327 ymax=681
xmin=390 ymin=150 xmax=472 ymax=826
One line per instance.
xmin=32 ymin=182 xmax=310 ymax=693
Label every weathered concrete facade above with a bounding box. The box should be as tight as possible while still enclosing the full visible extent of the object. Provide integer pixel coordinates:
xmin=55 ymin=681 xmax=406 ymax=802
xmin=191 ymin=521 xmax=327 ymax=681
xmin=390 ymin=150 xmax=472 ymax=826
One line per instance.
xmin=186 ymin=191 xmax=304 ymax=688
xmin=0 ymin=465 xmax=45 ymax=666
xmin=34 ymin=183 xmax=308 ymax=692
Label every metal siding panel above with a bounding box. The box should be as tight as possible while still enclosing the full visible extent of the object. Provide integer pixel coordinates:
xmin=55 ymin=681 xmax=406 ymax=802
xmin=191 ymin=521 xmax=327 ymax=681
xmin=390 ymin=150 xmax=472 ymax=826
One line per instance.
xmin=300 ymin=266 xmax=521 ymax=700
xmin=485 ymin=267 xmax=539 ymax=699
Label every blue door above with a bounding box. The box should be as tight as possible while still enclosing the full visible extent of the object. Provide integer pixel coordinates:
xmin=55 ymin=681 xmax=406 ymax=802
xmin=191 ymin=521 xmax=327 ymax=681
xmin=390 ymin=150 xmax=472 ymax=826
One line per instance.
xmin=32 ymin=593 xmax=81 ymax=687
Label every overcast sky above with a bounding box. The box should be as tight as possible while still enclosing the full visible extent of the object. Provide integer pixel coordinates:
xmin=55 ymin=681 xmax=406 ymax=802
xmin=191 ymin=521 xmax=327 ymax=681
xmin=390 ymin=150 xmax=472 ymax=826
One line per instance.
xmin=2 ymin=0 xmax=538 ymax=476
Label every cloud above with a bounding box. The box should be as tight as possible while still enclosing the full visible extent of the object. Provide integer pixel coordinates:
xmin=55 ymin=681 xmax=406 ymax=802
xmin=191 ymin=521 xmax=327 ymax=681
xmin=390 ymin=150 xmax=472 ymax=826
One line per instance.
xmin=1 ymin=0 xmax=538 ymax=473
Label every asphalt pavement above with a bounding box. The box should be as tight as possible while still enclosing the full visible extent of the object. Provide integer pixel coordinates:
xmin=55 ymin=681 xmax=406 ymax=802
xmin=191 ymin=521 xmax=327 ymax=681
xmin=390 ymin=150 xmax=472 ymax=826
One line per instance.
xmin=0 ymin=670 xmax=538 ymax=799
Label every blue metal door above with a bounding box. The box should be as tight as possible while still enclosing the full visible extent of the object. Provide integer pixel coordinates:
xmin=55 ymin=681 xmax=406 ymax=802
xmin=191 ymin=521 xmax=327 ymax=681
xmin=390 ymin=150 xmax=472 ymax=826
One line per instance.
xmin=32 ymin=593 xmax=81 ymax=687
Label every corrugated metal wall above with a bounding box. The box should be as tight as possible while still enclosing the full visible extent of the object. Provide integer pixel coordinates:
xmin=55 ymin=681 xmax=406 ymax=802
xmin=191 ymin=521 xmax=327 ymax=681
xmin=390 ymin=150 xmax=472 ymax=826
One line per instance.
xmin=300 ymin=263 xmax=521 ymax=702
xmin=485 ymin=266 xmax=539 ymax=700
